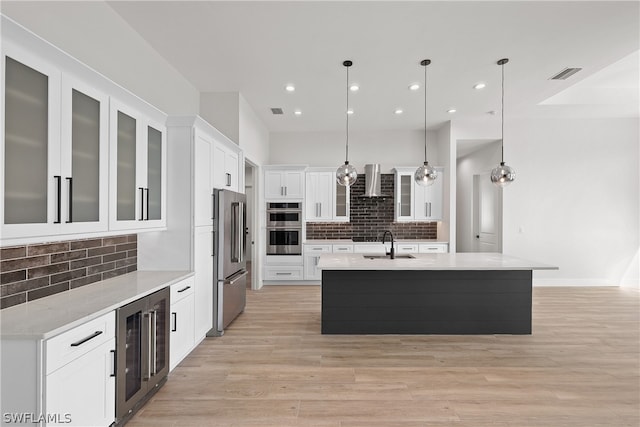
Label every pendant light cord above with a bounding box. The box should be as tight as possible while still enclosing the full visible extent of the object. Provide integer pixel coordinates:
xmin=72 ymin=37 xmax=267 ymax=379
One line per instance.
xmin=501 ymin=60 xmax=505 ymax=164
xmin=345 ymin=64 xmax=350 ymax=163
xmin=424 ymin=61 xmax=428 ymax=164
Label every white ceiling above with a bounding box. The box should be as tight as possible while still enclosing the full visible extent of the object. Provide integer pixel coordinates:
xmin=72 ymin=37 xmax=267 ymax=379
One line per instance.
xmin=107 ymin=1 xmax=639 ymax=133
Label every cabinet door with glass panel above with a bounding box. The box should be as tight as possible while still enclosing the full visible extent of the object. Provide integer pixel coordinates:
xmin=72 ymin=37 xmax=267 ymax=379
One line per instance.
xmin=1 ymin=46 xmax=110 ymax=241
xmin=109 ymin=100 xmax=166 ymax=231
xmin=393 ymin=168 xmax=415 ymax=222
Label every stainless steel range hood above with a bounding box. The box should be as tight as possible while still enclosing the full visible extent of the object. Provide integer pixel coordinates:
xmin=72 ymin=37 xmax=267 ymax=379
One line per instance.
xmin=361 ymin=164 xmax=389 ymax=198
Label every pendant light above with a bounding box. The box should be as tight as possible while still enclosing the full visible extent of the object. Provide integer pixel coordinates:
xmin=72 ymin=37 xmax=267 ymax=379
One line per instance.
xmin=490 ymin=58 xmax=516 ymax=187
xmin=414 ymin=59 xmax=437 ymax=186
xmin=336 ymin=60 xmax=358 ymax=186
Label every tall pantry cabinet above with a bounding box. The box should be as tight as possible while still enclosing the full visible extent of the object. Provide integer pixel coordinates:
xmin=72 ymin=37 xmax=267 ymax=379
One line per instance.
xmin=137 ymin=116 xmax=244 ymax=346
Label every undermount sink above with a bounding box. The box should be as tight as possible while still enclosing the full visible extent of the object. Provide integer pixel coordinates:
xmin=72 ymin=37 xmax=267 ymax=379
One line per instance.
xmin=363 ymin=254 xmax=415 ymax=260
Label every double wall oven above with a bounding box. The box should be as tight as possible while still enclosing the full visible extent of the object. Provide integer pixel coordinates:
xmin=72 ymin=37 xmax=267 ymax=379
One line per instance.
xmin=266 ymin=202 xmax=302 ymax=255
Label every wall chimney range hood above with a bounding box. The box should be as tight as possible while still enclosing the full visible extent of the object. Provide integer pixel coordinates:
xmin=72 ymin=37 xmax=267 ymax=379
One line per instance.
xmin=361 ymin=164 xmax=389 ymax=198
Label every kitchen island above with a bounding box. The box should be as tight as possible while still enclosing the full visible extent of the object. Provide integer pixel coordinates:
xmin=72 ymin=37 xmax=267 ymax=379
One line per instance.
xmin=317 ymin=253 xmax=557 ymax=335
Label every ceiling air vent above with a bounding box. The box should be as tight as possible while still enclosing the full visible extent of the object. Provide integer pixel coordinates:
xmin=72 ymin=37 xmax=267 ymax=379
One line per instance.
xmin=549 ymin=67 xmax=582 ymax=80
xmin=270 ymin=107 xmax=284 ymax=115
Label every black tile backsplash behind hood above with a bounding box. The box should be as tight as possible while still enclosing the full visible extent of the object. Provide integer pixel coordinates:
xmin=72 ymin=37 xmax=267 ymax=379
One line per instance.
xmin=306 ymin=174 xmax=437 ymax=241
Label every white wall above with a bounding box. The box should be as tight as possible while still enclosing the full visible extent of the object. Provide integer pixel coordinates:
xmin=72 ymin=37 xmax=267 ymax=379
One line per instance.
xmin=200 ymin=92 xmax=240 ymax=143
xmin=456 ymin=141 xmax=502 ymax=252
xmin=501 ymin=118 xmax=639 ymax=287
xmin=269 ymin=129 xmax=440 ymax=172
xmin=239 ymin=94 xmax=270 ymax=167
xmin=1 ymin=1 xmax=199 ymax=115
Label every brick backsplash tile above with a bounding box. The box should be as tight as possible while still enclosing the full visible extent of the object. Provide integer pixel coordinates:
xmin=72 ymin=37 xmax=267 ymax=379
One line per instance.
xmin=0 ymin=246 xmax=26 ymax=260
xmin=2 ymin=277 xmax=50 ymax=297
xmin=1 ymin=269 xmax=26 ymax=285
xmin=28 ymin=282 xmax=70 ymax=302
xmin=28 ymin=262 xmax=69 ymax=279
xmin=27 ymin=242 xmax=70 ymax=256
xmin=307 ymin=174 xmax=438 ymax=241
xmin=0 ymin=293 xmax=26 ymax=309
xmin=0 ymin=234 xmax=137 ymax=309
xmin=1 ymin=255 xmax=49 ymax=273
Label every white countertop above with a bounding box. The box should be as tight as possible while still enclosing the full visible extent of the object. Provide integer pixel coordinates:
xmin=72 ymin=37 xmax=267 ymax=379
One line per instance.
xmin=317 ymin=252 xmax=557 ymax=271
xmin=0 ymin=270 xmax=193 ymax=340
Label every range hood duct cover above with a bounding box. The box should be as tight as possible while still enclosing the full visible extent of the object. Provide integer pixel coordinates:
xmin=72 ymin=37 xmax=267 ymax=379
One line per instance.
xmin=361 ymin=164 xmax=389 ymax=198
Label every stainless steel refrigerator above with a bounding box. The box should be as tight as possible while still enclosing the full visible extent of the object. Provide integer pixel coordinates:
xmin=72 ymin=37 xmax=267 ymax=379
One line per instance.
xmin=208 ymin=189 xmax=247 ymax=337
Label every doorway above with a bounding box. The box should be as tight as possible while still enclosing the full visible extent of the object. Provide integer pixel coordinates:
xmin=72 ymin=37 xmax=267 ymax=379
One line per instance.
xmin=244 ymin=160 xmax=258 ymax=289
xmin=473 ymin=172 xmax=502 ymax=252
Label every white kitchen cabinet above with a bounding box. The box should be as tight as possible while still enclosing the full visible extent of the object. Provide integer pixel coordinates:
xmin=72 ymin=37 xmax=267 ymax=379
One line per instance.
xmin=264 ymin=167 xmax=305 ymax=199
xmin=213 ymin=141 xmax=242 ymax=192
xmin=193 ymin=226 xmax=214 ymax=339
xmin=395 ymin=243 xmax=419 ymax=254
xmin=169 ymin=277 xmax=195 ymax=371
xmin=332 ymin=244 xmax=354 ymax=253
xmin=194 ymin=127 xmax=214 ymax=227
xmin=393 ymin=167 xmax=443 ymax=222
xmin=414 ymin=167 xmax=444 ymax=221
xmin=305 ymin=169 xmax=350 ymax=222
xmin=1 ymin=311 xmax=116 ymax=427
xmin=419 ymin=243 xmax=449 ymax=253
xmin=264 ymin=265 xmax=304 ymax=281
xmin=303 ymin=244 xmax=332 ymax=280
xmin=1 ymin=46 xmax=109 ymax=241
xmin=305 ymin=171 xmax=333 ymax=221
xmin=109 ymin=99 xmax=167 ymax=232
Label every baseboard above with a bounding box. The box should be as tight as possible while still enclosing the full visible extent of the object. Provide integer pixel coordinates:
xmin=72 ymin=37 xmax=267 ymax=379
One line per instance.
xmin=533 ymin=278 xmax=618 ymax=287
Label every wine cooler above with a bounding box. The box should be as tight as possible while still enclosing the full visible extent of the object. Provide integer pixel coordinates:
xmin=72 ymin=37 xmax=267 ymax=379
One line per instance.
xmin=115 ymin=287 xmax=170 ymax=423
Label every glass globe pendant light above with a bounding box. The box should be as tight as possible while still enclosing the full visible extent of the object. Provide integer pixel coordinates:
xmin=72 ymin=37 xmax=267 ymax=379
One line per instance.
xmin=491 ymin=58 xmax=516 ymax=187
xmin=336 ymin=60 xmax=358 ymax=186
xmin=415 ymin=59 xmax=437 ymax=186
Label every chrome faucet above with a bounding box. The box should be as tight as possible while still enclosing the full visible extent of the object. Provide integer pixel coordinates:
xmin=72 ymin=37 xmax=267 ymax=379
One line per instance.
xmin=381 ymin=230 xmax=395 ymax=259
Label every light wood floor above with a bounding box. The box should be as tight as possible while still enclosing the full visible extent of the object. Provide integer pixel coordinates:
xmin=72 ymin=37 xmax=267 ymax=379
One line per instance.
xmin=129 ymin=286 xmax=640 ymax=426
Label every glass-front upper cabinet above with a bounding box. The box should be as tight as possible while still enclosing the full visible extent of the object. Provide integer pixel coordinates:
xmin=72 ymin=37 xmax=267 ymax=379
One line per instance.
xmin=109 ymin=99 xmax=166 ymax=231
xmin=2 ymin=47 xmax=109 ymax=243
xmin=335 ymin=181 xmax=349 ymax=221
xmin=393 ymin=168 xmax=415 ymax=222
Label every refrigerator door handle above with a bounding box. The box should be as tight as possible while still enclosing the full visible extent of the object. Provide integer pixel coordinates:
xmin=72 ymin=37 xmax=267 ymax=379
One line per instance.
xmin=224 ymin=270 xmax=248 ymax=286
xmin=216 ymin=279 xmax=224 ymax=331
xmin=238 ymin=201 xmax=244 ymax=263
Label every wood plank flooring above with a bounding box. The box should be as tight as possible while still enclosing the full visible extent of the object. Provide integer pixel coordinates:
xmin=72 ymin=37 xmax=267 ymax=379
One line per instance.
xmin=128 ymin=286 xmax=640 ymax=426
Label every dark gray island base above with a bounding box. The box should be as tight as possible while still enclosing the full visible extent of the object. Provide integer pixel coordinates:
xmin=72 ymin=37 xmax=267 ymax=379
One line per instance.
xmin=321 ymin=269 xmax=532 ymax=334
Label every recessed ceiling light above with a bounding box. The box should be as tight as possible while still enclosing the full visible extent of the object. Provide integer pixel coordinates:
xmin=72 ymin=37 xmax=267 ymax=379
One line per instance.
xmin=350 ymin=84 xmax=360 ymax=92
xmin=394 ymin=109 xmax=403 ymax=115
xmin=447 ymin=109 xmax=457 ymax=114
xmin=409 ymin=83 xmax=420 ymax=91
xmin=294 ymin=110 xmax=302 ymax=116
xmin=473 ymin=82 xmax=486 ymax=90
xmin=347 ymin=109 xmax=354 ymax=115
xmin=285 ymin=84 xmax=295 ymax=92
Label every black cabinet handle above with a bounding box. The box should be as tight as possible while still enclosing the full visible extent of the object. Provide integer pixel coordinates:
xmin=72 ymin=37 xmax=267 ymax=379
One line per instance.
xmin=110 ymin=349 xmax=116 ymax=377
xmin=54 ymin=176 xmax=61 ymax=224
xmin=70 ymin=330 xmax=103 ymax=347
xmin=66 ymin=177 xmax=73 ymax=223
xmin=145 ymin=188 xmax=150 ymax=220
xmin=139 ymin=187 xmax=145 ymax=220
xmin=177 ymin=286 xmax=191 ymax=293
xmin=171 ymin=312 xmax=177 ymax=332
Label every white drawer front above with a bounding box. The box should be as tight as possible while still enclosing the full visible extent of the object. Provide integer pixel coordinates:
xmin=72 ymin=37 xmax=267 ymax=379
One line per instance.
xmin=396 ymin=244 xmax=418 ymax=254
xmin=332 ymin=244 xmax=354 ymax=253
xmin=304 ymin=244 xmax=332 ymax=254
xmin=264 ymin=266 xmax=304 ymax=281
xmin=353 ymin=244 xmax=386 ymax=254
xmin=46 ymin=311 xmax=115 ymax=374
xmin=419 ymin=244 xmax=448 ymax=253
xmin=171 ymin=276 xmax=195 ymax=303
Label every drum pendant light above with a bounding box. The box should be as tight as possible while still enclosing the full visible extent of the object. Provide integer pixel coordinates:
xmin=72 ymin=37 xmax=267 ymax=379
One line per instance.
xmin=336 ymin=60 xmax=358 ymax=186
xmin=491 ymin=58 xmax=516 ymax=187
xmin=414 ymin=59 xmax=437 ymax=186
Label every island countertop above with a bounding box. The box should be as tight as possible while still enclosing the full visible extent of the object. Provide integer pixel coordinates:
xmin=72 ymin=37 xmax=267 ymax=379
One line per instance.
xmin=317 ymin=252 xmax=557 ymax=271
